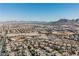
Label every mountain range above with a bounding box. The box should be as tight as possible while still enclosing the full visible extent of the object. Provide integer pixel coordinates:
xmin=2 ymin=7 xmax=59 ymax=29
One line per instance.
xmin=0 ymin=19 xmax=79 ymax=25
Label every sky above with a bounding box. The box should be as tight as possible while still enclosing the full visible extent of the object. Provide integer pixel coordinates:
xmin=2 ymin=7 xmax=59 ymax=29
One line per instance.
xmin=0 ymin=3 xmax=79 ymax=22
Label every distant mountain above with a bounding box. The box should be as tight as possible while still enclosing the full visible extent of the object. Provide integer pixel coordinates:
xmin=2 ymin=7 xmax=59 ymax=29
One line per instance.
xmin=57 ymin=19 xmax=69 ymax=22
xmin=0 ymin=21 xmax=48 ymax=25
xmin=0 ymin=19 xmax=79 ymax=25
xmin=48 ymin=19 xmax=79 ymax=25
xmin=76 ymin=19 xmax=79 ymax=22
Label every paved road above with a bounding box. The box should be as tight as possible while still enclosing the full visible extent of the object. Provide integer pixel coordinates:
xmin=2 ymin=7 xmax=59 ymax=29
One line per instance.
xmin=6 ymin=33 xmax=40 ymax=37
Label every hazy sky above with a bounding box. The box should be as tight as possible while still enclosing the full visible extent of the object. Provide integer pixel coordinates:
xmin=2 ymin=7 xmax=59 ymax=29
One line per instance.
xmin=0 ymin=3 xmax=79 ymax=21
